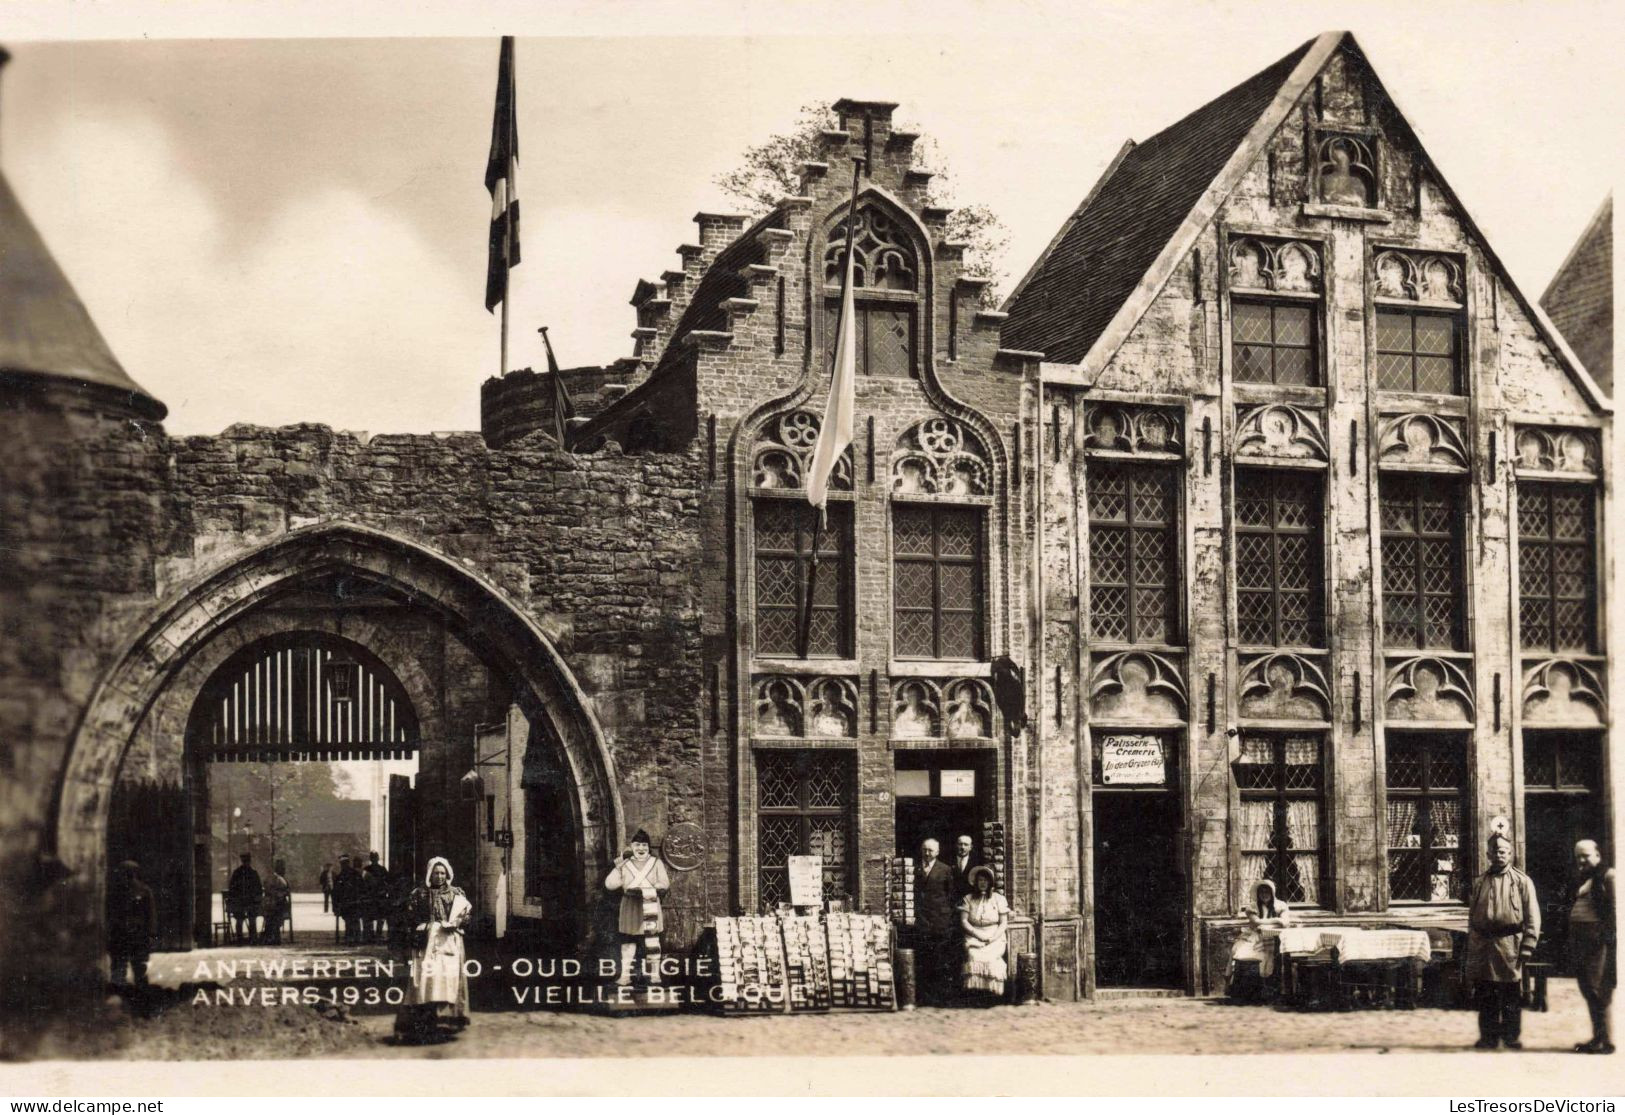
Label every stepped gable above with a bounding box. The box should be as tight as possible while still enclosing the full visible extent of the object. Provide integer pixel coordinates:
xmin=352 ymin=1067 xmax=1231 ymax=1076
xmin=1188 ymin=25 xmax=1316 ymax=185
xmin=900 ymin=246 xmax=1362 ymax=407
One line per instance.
xmin=1001 ymin=36 xmax=1316 ymax=364
xmin=0 ymin=171 xmax=166 ymax=419
xmin=1540 ymin=194 xmax=1612 ymax=396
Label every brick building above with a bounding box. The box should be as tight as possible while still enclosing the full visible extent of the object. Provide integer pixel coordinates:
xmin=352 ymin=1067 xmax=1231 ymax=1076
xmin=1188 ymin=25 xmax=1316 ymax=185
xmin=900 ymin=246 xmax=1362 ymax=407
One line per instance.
xmin=1003 ymin=32 xmax=1614 ymax=995
xmin=0 ymin=31 xmax=1613 ymax=1023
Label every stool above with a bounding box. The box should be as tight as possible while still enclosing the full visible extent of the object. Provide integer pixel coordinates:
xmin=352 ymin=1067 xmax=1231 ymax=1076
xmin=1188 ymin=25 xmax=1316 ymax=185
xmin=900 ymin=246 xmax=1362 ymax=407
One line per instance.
xmin=1521 ymin=961 xmax=1552 ymax=1012
xmin=210 ymin=919 xmax=230 ymax=947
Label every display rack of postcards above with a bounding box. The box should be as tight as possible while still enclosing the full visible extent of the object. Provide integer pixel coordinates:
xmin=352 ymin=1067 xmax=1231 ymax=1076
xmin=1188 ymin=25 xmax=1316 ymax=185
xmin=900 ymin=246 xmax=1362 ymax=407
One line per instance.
xmin=886 ymin=857 xmax=915 ymax=924
xmin=779 ymin=913 xmax=833 ymax=1012
xmin=981 ymin=822 xmax=1008 ymax=892
xmin=712 ymin=915 xmax=789 ymax=1015
xmin=825 ymin=912 xmax=898 ymax=1011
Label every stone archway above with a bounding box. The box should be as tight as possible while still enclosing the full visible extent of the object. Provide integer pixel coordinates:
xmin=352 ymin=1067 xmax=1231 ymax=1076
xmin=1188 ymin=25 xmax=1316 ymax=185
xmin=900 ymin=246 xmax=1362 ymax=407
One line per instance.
xmin=52 ymin=522 xmax=623 ymax=950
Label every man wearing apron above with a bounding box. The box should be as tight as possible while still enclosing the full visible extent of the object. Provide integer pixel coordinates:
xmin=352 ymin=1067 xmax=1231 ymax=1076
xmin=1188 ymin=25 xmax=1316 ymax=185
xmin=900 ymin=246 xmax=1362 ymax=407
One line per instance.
xmin=604 ymin=829 xmax=671 ymax=986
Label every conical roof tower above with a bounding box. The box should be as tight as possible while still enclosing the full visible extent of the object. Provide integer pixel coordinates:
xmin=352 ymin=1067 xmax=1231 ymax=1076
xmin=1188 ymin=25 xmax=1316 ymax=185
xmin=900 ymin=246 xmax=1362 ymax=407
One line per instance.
xmin=0 ymin=48 xmax=165 ymax=420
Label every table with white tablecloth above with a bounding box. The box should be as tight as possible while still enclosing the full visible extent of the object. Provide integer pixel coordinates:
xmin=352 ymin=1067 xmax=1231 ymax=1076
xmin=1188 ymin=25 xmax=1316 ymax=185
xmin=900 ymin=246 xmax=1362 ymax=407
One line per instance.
xmin=1268 ymin=927 xmax=1435 ymax=1008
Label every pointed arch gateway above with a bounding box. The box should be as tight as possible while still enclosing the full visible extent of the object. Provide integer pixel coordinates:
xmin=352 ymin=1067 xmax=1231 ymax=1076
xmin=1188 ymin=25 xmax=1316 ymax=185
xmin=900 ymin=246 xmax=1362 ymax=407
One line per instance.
xmin=52 ymin=522 xmax=622 ymax=948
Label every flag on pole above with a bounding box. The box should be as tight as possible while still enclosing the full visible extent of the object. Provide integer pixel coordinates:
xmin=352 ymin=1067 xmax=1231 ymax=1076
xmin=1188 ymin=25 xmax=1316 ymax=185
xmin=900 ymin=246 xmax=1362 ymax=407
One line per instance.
xmin=484 ymin=36 xmax=521 ymax=312
xmin=807 ymin=160 xmax=863 ymax=511
xmin=540 ymin=327 xmax=573 ymax=447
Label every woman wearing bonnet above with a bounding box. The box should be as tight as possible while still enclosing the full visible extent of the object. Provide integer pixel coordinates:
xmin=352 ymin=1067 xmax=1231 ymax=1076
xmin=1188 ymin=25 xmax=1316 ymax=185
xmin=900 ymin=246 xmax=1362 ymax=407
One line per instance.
xmin=393 ymin=856 xmax=473 ymax=1044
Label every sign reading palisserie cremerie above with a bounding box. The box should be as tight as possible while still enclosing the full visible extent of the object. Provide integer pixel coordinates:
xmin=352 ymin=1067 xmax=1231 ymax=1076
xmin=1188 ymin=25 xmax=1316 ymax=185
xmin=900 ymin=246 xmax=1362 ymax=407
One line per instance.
xmin=1101 ymin=734 xmax=1166 ymax=785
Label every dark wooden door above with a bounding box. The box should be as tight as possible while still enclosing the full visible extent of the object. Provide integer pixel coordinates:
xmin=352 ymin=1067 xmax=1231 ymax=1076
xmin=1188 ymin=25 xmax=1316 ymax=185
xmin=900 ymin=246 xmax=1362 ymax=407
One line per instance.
xmin=1094 ymin=791 xmax=1184 ymax=987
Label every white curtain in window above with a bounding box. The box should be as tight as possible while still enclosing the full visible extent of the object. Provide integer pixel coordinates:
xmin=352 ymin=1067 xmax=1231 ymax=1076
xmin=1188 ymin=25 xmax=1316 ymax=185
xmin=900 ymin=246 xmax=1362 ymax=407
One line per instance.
xmin=1238 ymin=800 xmax=1275 ymax=850
xmin=1285 ymin=799 xmax=1320 ymax=850
xmin=1284 ymin=737 xmax=1320 ymax=767
xmin=1386 ymin=800 xmax=1418 ymax=848
xmin=1291 ymin=854 xmax=1320 ymax=906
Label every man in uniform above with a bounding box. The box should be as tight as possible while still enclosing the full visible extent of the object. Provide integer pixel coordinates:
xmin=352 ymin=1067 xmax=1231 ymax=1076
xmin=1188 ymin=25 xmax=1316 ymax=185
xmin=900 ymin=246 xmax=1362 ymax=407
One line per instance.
xmin=108 ymin=859 xmax=158 ymax=988
xmin=1467 ymin=833 xmax=1541 ymax=1050
xmin=227 ymin=852 xmax=263 ymax=944
xmin=913 ymin=838 xmax=957 ymax=1005
xmin=1569 ymin=839 xmax=1615 ymax=1054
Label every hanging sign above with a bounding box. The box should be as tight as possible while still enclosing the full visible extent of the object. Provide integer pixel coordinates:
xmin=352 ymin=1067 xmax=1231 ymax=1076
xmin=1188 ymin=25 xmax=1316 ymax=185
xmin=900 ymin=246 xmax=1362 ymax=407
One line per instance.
xmin=787 ymin=855 xmax=824 ymax=907
xmin=1101 ymin=734 xmax=1166 ymax=785
xmin=940 ymin=769 xmax=976 ymax=797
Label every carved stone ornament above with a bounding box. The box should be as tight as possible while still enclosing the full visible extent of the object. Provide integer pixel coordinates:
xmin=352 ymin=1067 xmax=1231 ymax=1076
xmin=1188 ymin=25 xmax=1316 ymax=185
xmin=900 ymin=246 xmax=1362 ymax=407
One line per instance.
xmin=754 ymin=675 xmax=859 ymax=738
xmin=893 ymin=679 xmax=943 ymax=738
xmin=662 ymin=821 xmax=707 ymax=872
xmin=1514 ymin=427 xmax=1601 ymax=475
xmin=1522 ymin=659 xmax=1607 ymax=726
xmin=1316 ymin=132 xmax=1378 ymax=208
xmin=1377 ymin=413 xmax=1470 ymax=468
xmin=1082 ymin=404 xmax=1182 ymax=455
xmin=1090 ymin=651 xmax=1187 ymax=720
xmin=1373 ymin=249 xmax=1464 ymax=304
xmin=824 ymin=204 xmax=918 ymax=291
xmin=1235 ymin=403 xmax=1328 ymax=461
xmin=892 ymin=417 xmax=991 ymax=496
xmin=1385 ymin=656 xmax=1476 ymax=722
xmin=754 ymin=410 xmax=853 ymax=491
xmin=1237 ymin=652 xmax=1332 ymax=721
xmin=944 ymin=678 xmax=995 ymax=739
xmin=1228 ymin=236 xmax=1323 ymax=294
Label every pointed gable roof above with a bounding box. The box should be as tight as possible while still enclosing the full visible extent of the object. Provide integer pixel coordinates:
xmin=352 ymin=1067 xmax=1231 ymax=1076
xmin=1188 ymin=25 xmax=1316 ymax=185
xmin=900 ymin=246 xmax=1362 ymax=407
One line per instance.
xmin=1540 ymin=194 xmax=1612 ymax=396
xmin=0 ymin=170 xmax=166 ymax=419
xmin=1003 ymin=31 xmax=1609 ymax=414
xmin=1001 ymin=35 xmax=1322 ymax=364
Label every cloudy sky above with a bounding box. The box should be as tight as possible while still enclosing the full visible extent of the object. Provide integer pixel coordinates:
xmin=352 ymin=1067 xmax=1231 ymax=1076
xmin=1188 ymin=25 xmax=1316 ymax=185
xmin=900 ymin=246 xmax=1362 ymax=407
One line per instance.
xmin=2 ymin=1 xmax=1616 ymax=434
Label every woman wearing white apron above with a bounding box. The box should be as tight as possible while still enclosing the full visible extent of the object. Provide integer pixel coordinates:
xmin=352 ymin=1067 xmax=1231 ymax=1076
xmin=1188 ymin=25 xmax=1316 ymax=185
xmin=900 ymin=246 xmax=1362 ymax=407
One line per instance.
xmin=394 ymin=856 xmax=472 ymax=1044
xmin=604 ymin=829 xmax=670 ymax=986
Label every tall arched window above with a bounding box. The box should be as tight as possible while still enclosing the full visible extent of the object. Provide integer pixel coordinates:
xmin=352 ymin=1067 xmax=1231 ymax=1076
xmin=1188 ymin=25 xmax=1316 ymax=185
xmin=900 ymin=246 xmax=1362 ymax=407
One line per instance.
xmin=824 ymin=204 xmax=921 ymax=379
xmin=891 ymin=417 xmax=991 ymax=660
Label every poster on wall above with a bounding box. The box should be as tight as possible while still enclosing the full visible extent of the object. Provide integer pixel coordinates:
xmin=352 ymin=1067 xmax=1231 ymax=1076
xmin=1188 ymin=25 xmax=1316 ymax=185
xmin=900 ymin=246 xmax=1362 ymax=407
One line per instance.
xmin=1100 ymin=734 xmax=1166 ymax=785
xmin=787 ymin=854 xmax=824 ymax=906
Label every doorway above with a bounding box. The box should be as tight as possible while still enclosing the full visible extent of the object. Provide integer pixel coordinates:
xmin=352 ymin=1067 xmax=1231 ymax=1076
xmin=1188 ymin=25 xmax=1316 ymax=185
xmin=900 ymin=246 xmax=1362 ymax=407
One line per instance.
xmin=1093 ymin=790 xmax=1184 ymax=988
xmin=1524 ymin=730 xmax=1605 ymax=968
xmin=893 ymin=751 xmax=996 ymax=861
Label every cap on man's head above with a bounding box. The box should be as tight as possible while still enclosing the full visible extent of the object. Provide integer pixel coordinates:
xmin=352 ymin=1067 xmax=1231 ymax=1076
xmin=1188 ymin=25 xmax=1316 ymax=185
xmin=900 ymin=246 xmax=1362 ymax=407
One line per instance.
xmin=239 ymin=852 xmax=252 ymax=861
xmin=631 ymin=828 xmax=652 ymax=845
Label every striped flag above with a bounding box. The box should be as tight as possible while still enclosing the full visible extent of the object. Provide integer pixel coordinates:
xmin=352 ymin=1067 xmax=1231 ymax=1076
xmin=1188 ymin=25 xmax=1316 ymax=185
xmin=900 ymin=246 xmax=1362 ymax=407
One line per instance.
xmin=484 ymin=36 xmax=521 ymax=312
xmin=807 ymin=161 xmax=863 ymax=511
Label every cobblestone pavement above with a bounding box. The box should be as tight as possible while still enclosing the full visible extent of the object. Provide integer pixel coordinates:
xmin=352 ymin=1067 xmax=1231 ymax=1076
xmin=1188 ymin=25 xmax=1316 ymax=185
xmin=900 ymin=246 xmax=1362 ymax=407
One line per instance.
xmin=101 ymin=977 xmax=1608 ymax=1061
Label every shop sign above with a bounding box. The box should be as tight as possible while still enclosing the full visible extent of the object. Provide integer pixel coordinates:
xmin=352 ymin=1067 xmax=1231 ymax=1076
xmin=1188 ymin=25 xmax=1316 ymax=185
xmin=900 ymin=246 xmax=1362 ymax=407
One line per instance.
xmin=940 ymin=769 xmax=976 ymax=797
xmin=895 ymin=770 xmax=931 ymax=797
xmin=1101 ymin=734 xmax=1166 ymax=785
xmin=787 ymin=854 xmax=823 ymax=906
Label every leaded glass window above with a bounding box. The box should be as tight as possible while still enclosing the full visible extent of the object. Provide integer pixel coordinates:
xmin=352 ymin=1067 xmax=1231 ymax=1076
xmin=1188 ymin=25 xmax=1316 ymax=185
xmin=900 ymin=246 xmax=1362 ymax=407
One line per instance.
xmin=893 ymin=504 xmax=983 ymax=659
xmin=1233 ymin=300 xmax=1316 ymax=385
xmin=756 ymin=750 xmax=854 ymax=908
xmin=1236 ymin=470 xmax=1324 ymax=647
xmin=1518 ymin=482 xmax=1597 ymax=653
xmin=1236 ymin=734 xmax=1325 ymax=907
xmin=1375 ymin=309 xmax=1461 ymax=394
xmin=824 ymin=302 xmax=915 ymax=378
xmin=1380 ymin=477 xmax=1464 ymax=650
xmin=754 ymin=499 xmax=853 ymax=657
xmin=1089 ymin=463 xmax=1179 ymax=644
xmin=1386 ymin=733 xmax=1467 ymax=902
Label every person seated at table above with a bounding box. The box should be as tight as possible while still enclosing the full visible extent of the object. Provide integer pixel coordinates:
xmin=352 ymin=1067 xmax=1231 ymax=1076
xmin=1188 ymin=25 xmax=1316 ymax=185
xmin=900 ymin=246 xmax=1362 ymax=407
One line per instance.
xmin=1228 ymin=879 xmax=1292 ymax=1000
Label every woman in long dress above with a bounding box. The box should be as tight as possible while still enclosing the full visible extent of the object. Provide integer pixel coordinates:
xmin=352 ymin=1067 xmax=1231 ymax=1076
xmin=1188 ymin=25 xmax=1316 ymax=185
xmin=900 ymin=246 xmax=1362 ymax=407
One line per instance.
xmin=958 ymin=865 xmax=1009 ymax=1005
xmin=393 ymin=856 xmax=472 ymax=1044
xmin=1227 ymin=878 xmax=1291 ymax=1000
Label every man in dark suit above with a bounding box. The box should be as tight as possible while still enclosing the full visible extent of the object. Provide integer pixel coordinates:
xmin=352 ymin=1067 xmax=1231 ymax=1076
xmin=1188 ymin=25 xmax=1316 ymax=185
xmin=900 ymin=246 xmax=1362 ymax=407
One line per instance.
xmin=914 ymin=838 xmax=957 ymax=1005
xmin=949 ymin=834 xmax=982 ymax=898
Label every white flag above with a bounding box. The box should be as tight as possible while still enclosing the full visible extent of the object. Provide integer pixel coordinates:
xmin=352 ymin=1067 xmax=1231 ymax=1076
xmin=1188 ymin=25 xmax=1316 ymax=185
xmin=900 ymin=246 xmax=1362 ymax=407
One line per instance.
xmin=808 ymin=229 xmax=857 ymax=510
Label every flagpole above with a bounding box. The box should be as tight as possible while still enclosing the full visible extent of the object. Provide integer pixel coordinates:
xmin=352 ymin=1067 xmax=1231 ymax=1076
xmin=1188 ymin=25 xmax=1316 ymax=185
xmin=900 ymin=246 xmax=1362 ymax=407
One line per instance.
xmin=799 ymin=156 xmax=865 ymax=659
